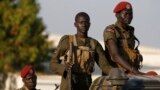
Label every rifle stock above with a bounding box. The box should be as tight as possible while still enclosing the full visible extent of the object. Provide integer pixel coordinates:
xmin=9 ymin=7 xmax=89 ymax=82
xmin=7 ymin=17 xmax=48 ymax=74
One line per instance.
xmin=67 ymin=42 xmax=73 ymax=90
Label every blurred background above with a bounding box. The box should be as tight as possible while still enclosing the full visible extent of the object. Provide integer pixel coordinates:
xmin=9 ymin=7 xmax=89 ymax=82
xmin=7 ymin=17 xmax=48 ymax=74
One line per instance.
xmin=0 ymin=0 xmax=160 ymax=90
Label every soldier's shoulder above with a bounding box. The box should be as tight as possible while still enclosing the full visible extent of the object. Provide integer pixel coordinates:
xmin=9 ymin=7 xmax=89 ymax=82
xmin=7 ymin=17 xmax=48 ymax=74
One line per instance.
xmin=59 ymin=35 xmax=70 ymax=43
xmin=88 ymin=37 xmax=101 ymax=47
xmin=60 ymin=35 xmax=69 ymax=40
xmin=129 ymin=26 xmax=134 ymax=31
xmin=88 ymin=37 xmax=98 ymax=43
xmin=104 ymin=24 xmax=116 ymax=33
xmin=128 ymin=25 xmax=134 ymax=33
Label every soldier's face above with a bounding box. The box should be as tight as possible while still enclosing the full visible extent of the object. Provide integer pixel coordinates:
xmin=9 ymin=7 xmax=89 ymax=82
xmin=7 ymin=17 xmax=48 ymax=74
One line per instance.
xmin=23 ymin=69 xmax=37 ymax=90
xmin=119 ymin=9 xmax=133 ymax=24
xmin=74 ymin=16 xmax=90 ymax=34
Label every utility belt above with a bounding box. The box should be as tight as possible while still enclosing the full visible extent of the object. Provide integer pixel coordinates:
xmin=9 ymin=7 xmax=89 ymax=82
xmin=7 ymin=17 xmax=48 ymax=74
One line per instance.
xmin=123 ymin=47 xmax=143 ymax=70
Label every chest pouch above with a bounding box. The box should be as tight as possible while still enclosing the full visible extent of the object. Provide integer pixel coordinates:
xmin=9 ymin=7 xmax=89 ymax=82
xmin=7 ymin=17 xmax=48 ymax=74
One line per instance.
xmin=76 ymin=46 xmax=95 ymax=74
xmin=64 ymin=35 xmax=96 ymax=74
xmin=123 ymin=47 xmax=143 ymax=70
xmin=122 ymin=32 xmax=143 ymax=70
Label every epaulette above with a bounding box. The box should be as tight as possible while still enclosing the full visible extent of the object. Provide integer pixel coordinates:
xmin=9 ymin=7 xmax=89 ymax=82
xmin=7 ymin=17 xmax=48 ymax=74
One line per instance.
xmin=105 ymin=24 xmax=116 ymax=33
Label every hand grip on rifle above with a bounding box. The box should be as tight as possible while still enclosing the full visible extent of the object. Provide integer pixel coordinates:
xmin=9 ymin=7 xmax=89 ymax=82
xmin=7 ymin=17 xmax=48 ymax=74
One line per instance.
xmin=65 ymin=42 xmax=74 ymax=71
xmin=65 ymin=61 xmax=73 ymax=71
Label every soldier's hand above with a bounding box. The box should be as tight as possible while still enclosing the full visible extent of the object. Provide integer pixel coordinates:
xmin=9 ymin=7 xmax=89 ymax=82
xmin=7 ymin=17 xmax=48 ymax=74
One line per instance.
xmin=64 ymin=62 xmax=73 ymax=71
xmin=131 ymin=69 xmax=146 ymax=75
xmin=135 ymin=71 xmax=146 ymax=75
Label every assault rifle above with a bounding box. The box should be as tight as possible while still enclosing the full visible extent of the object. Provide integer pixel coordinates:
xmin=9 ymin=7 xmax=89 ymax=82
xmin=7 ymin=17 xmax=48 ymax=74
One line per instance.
xmin=66 ymin=42 xmax=73 ymax=90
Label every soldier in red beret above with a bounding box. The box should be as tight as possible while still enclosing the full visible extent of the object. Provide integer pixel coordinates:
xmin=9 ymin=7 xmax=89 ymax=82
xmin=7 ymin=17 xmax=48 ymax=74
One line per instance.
xmin=103 ymin=1 xmax=145 ymax=75
xmin=17 ymin=65 xmax=40 ymax=90
xmin=147 ymin=71 xmax=158 ymax=76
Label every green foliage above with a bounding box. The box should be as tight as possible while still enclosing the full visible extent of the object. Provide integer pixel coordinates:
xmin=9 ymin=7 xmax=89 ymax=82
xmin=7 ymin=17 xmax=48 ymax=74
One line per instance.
xmin=0 ymin=0 xmax=53 ymax=72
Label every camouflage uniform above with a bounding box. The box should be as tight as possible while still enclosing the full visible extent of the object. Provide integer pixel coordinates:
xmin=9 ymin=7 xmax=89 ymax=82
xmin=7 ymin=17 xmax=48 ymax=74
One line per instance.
xmin=103 ymin=22 xmax=143 ymax=71
xmin=51 ymin=35 xmax=112 ymax=90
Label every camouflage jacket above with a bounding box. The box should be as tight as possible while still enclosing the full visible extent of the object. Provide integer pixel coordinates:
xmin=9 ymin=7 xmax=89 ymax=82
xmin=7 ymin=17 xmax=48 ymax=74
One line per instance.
xmin=51 ymin=35 xmax=112 ymax=90
xmin=103 ymin=22 xmax=143 ymax=70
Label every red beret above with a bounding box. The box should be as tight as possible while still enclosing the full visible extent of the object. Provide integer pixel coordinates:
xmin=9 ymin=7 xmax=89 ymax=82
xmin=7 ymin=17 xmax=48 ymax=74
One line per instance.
xmin=20 ymin=65 xmax=33 ymax=78
xmin=113 ymin=1 xmax=132 ymax=13
xmin=146 ymin=71 xmax=158 ymax=76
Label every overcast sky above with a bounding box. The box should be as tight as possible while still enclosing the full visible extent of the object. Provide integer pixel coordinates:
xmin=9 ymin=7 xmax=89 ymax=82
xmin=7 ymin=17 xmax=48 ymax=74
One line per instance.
xmin=38 ymin=0 xmax=160 ymax=48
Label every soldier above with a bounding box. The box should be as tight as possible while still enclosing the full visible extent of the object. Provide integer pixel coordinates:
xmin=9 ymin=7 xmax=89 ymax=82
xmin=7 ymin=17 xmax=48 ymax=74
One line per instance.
xmin=103 ymin=1 xmax=145 ymax=75
xmin=17 ymin=65 xmax=40 ymax=90
xmin=50 ymin=12 xmax=112 ymax=90
xmin=0 ymin=72 xmax=7 ymax=89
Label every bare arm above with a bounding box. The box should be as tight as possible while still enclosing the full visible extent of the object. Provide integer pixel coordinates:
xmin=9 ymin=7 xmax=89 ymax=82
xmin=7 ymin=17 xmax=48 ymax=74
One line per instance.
xmin=106 ymin=39 xmax=143 ymax=75
xmin=94 ymin=40 xmax=112 ymax=75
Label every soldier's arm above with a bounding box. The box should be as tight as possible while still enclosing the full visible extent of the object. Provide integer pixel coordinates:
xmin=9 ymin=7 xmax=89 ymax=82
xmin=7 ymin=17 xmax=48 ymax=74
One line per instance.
xmin=94 ymin=41 xmax=112 ymax=75
xmin=50 ymin=35 xmax=69 ymax=75
xmin=103 ymin=26 xmax=143 ymax=74
xmin=106 ymin=39 xmax=139 ymax=74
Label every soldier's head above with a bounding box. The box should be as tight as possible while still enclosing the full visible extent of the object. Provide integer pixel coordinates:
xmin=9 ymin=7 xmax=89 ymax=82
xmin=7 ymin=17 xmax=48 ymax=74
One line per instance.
xmin=74 ymin=12 xmax=90 ymax=35
xmin=114 ymin=1 xmax=133 ymax=25
xmin=20 ymin=65 xmax=37 ymax=90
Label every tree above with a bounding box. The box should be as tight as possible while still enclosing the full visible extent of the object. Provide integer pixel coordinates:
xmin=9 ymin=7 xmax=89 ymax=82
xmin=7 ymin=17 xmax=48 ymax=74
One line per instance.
xmin=0 ymin=0 xmax=53 ymax=72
